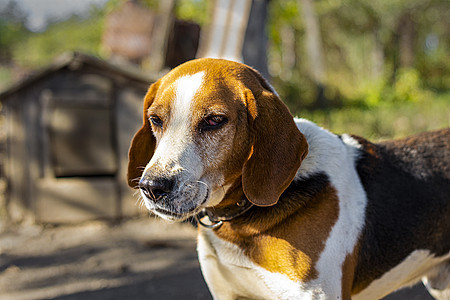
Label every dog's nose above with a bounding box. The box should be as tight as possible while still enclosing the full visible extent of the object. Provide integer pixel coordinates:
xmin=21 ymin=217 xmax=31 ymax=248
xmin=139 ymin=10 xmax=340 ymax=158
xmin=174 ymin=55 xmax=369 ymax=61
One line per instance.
xmin=139 ymin=177 xmax=174 ymax=201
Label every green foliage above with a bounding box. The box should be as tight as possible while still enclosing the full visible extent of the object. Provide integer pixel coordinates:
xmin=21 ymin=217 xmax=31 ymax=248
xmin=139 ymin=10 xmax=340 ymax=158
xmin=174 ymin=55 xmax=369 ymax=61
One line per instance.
xmin=12 ymin=15 xmax=104 ymax=68
xmin=0 ymin=67 xmax=13 ymax=90
xmin=175 ymin=0 xmax=210 ymax=26
xmin=298 ymin=92 xmax=449 ymax=141
xmin=416 ymin=37 xmax=450 ymax=92
xmin=393 ymin=69 xmax=426 ymax=102
xmin=0 ymin=0 xmax=29 ymax=62
xmin=352 ymin=68 xmax=428 ymax=108
xmin=273 ymin=71 xmax=332 ymax=111
xmin=105 ymin=0 xmax=159 ymax=13
xmin=10 ymin=0 xmax=210 ymax=69
xmin=268 ymin=0 xmax=449 ymax=110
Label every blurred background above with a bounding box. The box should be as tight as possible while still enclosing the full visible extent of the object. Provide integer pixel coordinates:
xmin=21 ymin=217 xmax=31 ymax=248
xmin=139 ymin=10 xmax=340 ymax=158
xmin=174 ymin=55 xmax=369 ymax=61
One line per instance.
xmin=1 ymin=0 xmax=448 ymax=137
xmin=0 ymin=0 xmax=448 ymax=299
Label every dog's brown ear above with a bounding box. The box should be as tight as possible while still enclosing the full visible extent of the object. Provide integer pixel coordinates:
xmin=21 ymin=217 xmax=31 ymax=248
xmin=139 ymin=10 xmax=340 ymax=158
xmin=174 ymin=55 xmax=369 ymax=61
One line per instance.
xmin=242 ymin=70 xmax=308 ymax=206
xmin=127 ymin=81 xmax=160 ymax=188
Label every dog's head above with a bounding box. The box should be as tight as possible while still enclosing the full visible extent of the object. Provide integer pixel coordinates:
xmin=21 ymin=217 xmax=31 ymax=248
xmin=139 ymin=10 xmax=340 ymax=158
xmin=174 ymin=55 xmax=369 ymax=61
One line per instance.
xmin=128 ymin=58 xmax=308 ymax=221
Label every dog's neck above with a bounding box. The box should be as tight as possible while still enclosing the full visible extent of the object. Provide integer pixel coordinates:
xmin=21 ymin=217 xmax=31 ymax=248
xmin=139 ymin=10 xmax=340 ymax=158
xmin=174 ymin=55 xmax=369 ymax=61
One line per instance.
xmin=196 ymin=119 xmax=361 ymax=286
xmin=199 ymin=171 xmax=332 ymax=236
xmin=196 ymin=177 xmax=252 ymax=227
xmin=199 ymin=119 xmax=351 ymax=232
xmin=197 ymin=177 xmax=253 ymax=228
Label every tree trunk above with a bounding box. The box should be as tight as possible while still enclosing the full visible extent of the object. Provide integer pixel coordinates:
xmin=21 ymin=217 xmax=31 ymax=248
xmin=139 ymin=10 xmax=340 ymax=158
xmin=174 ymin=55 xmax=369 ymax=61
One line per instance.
xmin=280 ymin=25 xmax=296 ymax=79
xmin=372 ymin=28 xmax=384 ymax=79
xmin=298 ymin=0 xmax=327 ymax=108
xmin=147 ymin=0 xmax=176 ymax=72
xmin=242 ymin=0 xmax=270 ymax=80
xmin=398 ymin=14 xmax=415 ymax=68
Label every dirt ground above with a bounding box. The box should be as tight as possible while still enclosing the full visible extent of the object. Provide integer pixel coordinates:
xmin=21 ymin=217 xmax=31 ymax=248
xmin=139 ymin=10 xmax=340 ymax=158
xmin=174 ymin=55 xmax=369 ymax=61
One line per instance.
xmin=0 ymin=217 xmax=434 ymax=300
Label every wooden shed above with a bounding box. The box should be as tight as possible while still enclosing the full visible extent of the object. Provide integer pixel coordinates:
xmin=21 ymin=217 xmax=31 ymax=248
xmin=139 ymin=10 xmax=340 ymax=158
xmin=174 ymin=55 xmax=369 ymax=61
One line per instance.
xmin=0 ymin=52 xmax=155 ymax=224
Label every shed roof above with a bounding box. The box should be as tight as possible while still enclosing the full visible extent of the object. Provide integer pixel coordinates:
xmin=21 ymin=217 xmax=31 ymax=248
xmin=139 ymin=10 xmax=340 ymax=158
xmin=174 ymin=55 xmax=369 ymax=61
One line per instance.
xmin=0 ymin=52 xmax=158 ymax=99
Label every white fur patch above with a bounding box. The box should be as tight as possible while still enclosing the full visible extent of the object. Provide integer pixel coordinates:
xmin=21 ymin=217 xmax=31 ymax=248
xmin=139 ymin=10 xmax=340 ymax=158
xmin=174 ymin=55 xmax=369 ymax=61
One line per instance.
xmin=293 ymin=118 xmax=367 ymax=297
xmin=141 ymin=72 xmax=206 ymax=219
xmin=145 ymin=72 xmax=205 ymax=173
xmin=341 ymin=133 xmax=362 ymax=149
xmin=173 ymin=72 xmax=205 ymax=128
xmin=198 ymin=228 xmax=285 ymax=300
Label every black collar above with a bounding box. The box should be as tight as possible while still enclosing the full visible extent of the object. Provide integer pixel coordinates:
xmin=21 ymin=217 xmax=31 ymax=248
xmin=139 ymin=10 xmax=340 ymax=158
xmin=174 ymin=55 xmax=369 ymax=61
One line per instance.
xmin=195 ymin=198 xmax=254 ymax=229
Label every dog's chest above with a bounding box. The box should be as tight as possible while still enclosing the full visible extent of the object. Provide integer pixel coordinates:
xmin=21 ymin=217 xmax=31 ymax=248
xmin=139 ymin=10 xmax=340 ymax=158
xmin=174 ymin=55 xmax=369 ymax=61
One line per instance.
xmin=197 ymin=229 xmax=275 ymax=299
xmin=197 ymin=229 xmax=322 ymax=300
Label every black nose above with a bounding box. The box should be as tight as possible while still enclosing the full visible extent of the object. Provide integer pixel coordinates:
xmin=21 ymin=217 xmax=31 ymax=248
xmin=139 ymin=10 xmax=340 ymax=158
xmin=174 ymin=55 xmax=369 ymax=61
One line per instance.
xmin=139 ymin=177 xmax=174 ymax=201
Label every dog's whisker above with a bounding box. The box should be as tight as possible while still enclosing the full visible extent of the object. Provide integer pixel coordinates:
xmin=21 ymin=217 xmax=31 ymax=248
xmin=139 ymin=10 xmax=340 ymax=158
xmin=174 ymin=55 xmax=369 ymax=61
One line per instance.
xmin=131 ymin=177 xmax=141 ymax=183
xmin=196 ymin=180 xmax=208 ymax=189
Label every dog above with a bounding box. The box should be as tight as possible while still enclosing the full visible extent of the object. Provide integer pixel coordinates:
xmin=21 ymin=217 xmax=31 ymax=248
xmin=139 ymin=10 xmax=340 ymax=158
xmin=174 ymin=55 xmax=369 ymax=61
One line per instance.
xmin=127 ymin=58 xmax=449 ymax=300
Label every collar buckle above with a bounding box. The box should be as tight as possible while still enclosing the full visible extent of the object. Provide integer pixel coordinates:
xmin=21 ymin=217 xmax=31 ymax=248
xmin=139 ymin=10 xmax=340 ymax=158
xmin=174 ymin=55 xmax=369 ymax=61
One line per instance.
xmin=195 ymin=198 xmax=254 ymax=229
xmin=195 ymin=210 xmax=223 ymax=229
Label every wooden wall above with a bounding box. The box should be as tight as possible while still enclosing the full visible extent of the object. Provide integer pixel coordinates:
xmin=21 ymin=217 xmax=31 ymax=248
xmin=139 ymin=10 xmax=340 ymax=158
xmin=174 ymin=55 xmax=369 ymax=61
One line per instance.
xmin=1 ymin=64 xmax=149 ymax=223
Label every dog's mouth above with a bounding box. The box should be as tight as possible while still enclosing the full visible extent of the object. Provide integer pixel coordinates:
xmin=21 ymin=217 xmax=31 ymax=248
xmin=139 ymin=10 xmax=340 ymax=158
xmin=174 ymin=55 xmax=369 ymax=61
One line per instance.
xmin=153 ymin=207 xmax=197 ymax=221
xmin=145 ymin=189 xmax=209 ymax=221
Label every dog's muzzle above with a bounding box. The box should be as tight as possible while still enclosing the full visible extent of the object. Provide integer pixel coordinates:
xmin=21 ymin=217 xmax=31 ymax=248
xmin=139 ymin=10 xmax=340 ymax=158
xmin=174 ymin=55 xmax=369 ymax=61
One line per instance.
xmin=138 ymin=175 xmax=208 ymax=220
xmin=139 ymin=177 xmax=174 ymax=202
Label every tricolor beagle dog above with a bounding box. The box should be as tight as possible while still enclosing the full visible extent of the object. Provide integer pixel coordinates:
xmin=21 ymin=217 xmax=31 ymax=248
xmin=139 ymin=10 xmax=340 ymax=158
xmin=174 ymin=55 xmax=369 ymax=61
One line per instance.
xmin=127 ymin=58 xmax=450 ymax=300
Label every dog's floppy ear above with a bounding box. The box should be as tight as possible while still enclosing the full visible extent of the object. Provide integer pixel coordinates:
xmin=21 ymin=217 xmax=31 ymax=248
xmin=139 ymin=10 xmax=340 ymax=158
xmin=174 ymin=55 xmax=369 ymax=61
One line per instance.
xmin=127 ymin=81 xmax=160 ymax=188
xmin=242 ymin=70 xmax=308 ymax=206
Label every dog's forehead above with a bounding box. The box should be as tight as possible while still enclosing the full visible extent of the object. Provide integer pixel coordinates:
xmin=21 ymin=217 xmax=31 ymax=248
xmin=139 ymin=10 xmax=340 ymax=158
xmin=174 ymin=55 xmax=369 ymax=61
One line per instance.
xmin=152 ymin=61 xmax=248 ymax=114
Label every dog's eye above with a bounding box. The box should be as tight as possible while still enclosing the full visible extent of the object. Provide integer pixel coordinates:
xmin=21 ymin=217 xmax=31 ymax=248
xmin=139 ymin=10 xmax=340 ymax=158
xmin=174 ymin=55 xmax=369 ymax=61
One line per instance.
xmin=200 ymin=115 xmax=228 ymax=131
xmin=150 ymin=116 xmax=163 ymax=128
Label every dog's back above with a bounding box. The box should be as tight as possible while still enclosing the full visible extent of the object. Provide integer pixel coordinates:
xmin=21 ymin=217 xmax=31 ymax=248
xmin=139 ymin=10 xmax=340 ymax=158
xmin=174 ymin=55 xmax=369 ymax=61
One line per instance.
xmin=352 ymin=129 xmax=450 ymax=297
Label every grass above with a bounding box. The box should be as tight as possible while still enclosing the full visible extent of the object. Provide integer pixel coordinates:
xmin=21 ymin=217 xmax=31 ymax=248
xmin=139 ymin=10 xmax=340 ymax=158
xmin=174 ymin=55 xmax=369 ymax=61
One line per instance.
xmin=291 ymin=92 xmax=449 ymax=142
xmin=0 ymin=67 xmax=13 ymax=91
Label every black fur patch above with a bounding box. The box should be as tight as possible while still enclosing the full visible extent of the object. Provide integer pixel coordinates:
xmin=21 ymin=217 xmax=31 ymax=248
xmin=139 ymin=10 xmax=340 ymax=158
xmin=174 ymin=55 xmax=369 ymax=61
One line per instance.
xmin=282 ymin=173 xmax=331 ymax=201
xmin=353 ymin=129 xmax=450 ymax=289
xmin=234 ymin=172 xmax=332 ymax=224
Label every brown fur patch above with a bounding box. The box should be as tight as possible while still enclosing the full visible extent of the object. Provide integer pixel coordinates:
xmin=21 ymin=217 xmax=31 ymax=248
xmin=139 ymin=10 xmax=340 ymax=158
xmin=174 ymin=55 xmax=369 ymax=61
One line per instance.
xmin=214 ymin=182 xmax=340 ymax=282
xmin=341 ymin=245 xmax=360 ymax=299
